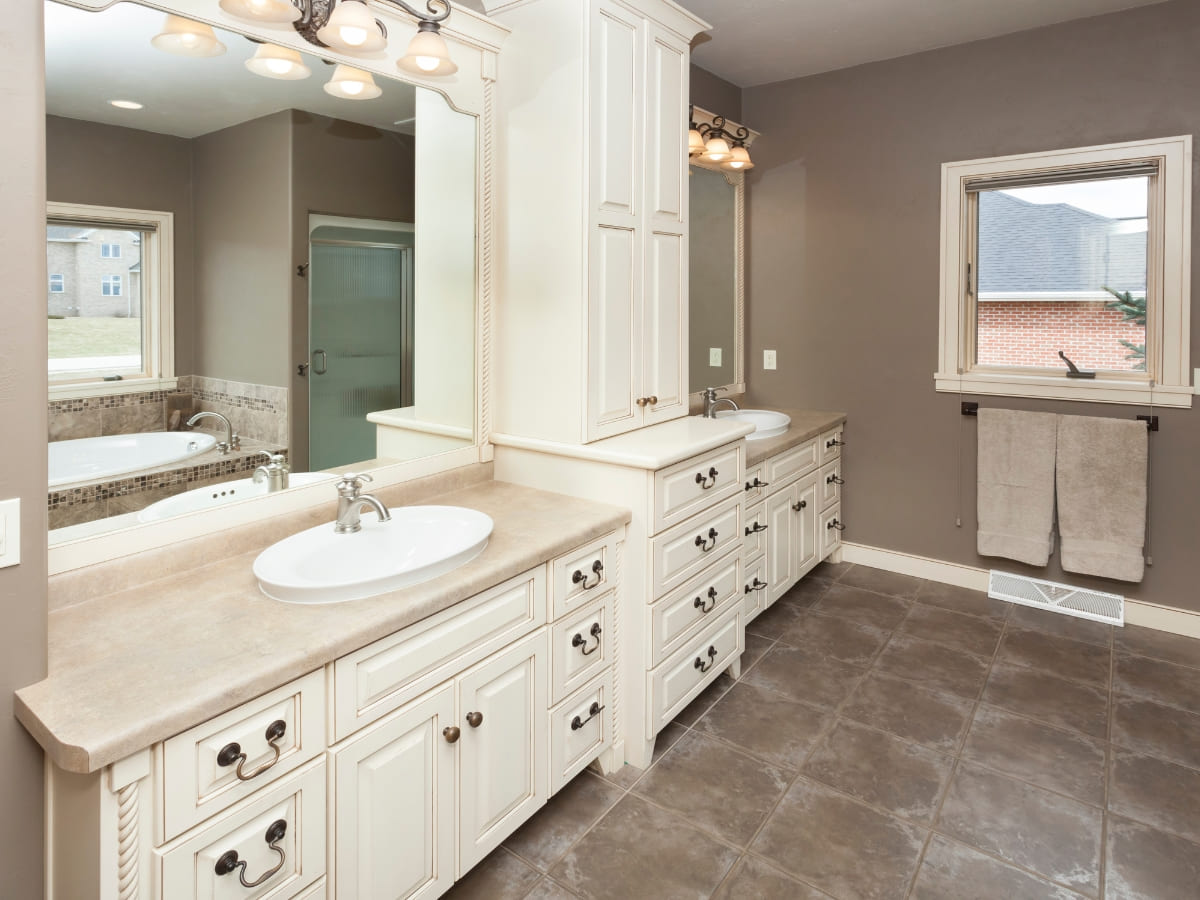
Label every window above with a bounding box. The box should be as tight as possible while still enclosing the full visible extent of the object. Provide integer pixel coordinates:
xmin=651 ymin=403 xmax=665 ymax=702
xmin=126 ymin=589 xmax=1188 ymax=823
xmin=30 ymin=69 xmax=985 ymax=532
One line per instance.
xmin=47 ymin=202 xmax=175 ymax=395
xmin=937 ymin=136 xmax=1192 ymax=407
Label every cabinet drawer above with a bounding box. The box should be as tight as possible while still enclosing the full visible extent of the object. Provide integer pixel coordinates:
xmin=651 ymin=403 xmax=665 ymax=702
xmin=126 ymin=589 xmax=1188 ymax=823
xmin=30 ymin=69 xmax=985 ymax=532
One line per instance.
xmin=821 ymin=503 xmax=845 ymax=558
xmin=743 ymin=555 xmax=768 ymax=624
xmin=161 ymin=670 xmax=325 ymax=841
xmin=647 ymin=608 xmax=742 ymax=734
xmin=551 ymin=532 xmax=620 ymax=619
xmin=333 ymin=568 xmax=546 ymax=741
xmin=649 ymin=495 xmax=741 ymax=598
xmin=765 ymin=437 xmax=819 ymax=488
xmin=650 ymin=550 xmax=741 ymax=667
xmin=550 ymin=592 xmax=615 ymax=705
xmin=743 ymin=500 xmax=767 ymax=563
xmin=743 ymin=462 xmax=770 ymax=503
xmin=549 ymin=670 xmax=614 ymax=795
xmin=820 ymin=426 xmax=844 ymax=465
xmin=819 ymin=461 xmax=843 ymax=510
xmin=156 ymin=758 xmax=326 ymax=900
xmin=652 ymin=442 xmax=743 ymax=534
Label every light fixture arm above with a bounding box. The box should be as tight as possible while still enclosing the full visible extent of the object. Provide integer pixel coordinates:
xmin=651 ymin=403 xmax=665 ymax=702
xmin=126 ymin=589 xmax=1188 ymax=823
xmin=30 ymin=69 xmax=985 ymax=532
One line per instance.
xmin=382 ymin=0 xmax=450 ymax=24
xmin=291 ymin=0 xmax=450 ymax=48
xmin=697 ymin=115 xmax=751 ymax=149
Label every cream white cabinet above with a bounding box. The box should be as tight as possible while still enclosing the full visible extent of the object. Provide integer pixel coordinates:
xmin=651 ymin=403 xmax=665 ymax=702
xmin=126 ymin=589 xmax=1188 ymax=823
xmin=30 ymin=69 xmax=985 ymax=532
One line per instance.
xmin=488 ymin=0 xmax=707 ymax=444
xmin=764 ymin=473 xmax=819 ymax=606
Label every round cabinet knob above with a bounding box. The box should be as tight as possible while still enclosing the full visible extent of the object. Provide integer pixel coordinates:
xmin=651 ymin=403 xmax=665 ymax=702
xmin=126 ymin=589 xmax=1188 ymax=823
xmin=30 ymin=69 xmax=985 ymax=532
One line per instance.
xmin=792 ymin=500 xmax=807 ymax=512
xmin=443 ymin=726 xmax=461 ymax=744
xmin=647 ymin=395 xmax=658 ymax=405
xmin=466 ymin=711 xmax=484 ymax=728
xmin=636 ymin=397 xmax=648 ymax=407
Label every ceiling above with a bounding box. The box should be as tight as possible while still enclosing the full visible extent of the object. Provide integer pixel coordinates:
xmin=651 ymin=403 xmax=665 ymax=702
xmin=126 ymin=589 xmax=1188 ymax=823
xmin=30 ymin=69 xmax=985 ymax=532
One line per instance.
xmin=45 ymin=1 xmax=417 ymax=139
xmin=677 ymin=0 xmax=1168 ymax=87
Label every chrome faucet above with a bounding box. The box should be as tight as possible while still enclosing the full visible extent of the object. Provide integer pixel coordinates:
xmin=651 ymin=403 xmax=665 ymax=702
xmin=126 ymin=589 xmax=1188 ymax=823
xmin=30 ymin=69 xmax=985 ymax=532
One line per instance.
xmin=334 ymin=472 xmax=391 ymax=534
xmin=253 ymin=451 xmax=290 ymax=492
xmin=186 ymin=411 xmax=240 ymax=454
xmin=702 ymin=387 xmax=740 ymax=418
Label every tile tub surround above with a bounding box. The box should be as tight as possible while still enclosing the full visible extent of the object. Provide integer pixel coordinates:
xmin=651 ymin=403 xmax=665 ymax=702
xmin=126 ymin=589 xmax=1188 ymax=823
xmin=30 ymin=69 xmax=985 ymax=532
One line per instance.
xmin=180 ymin=374 xmax=288 ymax=446
xmin=18 ymin=470 xmax=631 ymax=773
xmin=444 ymin=564 xmax=1200 ymax=900
xmin=48 ymin=389 xmax=170 ymax=442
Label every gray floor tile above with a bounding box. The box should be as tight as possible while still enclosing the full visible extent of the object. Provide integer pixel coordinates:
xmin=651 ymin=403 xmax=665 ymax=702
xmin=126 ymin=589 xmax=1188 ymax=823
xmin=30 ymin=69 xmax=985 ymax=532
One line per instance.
xmin=1113 ymin=652 xmax=1200 ymax=714
xmin=742 ymin=643 xmax=866 ymax=708
xmin=936 ymin=762 xmax=1102 ymax=895
xmin=1105 ymin=814 xmax=1200 ymax=900
xmin=809 ymin=560 xmax=852 ymax=582
xmin=745 ymin=594 xmax=810 ymax=639
xmin=600 ymin=721 xmax=687 ymax=789
xmin=549 ymin=793 xmax=739 ymax=899
xmin=837 ymin=564 xmax=923 ymax=598
xmin=523 ymin=878 xmax=581 ymax=900
xmin=872 ymin=633 xmax=990 ymax=699
xmin=916 ymin=581 xmax=1011 ymax=621
xmin=911 ymin=834 xmax=1082 ymax=900
xmin=840 ymin=671 xmax=975 ymax=753
xmin=1108 ymin=748 xmax=1200 ymax=843
xmin=899 ymin=603 xmax=1005 ymax=657
xmin=694 ymin=680 xmax=834 ymax=770
xmin=634 ymin=731 xmax=791 ymax=846
xmin=801 ymin=720 xmax=955 ymax=823
xmin=752 ymin=777 xmax=927 ymax=900
xmin=982 ymin=661 xmax=1110 ymax=739
xmin=1006 ymin=605 xmax=1114 ymax=648
xmin=813 ymin=582 xmax=913 ymax=629
xmin=739 ymin=630 xmax=776 ymax=674
xmin=1113 ymin=624 xmax=1200 ymax=669
xmin=780 ymin=576 xmax=834 ymax=608
xmin=1111 ymin=695 xmax=1200 ymax=770
xmin=504 ymin=772 xmax=624 ymax=871
xmin=962 ymin=705 xmax=1107 ymax=805
xmin=444 ymin=848 xmax=543 ymax=900
xmin=778 ymin=610 xmax=891 ymax=664
xmin=673 ymin=672 xmax=736 ymax=726
xmin=995 ymin=627 xmax=1111 ymax=688
xmin=713 ymin=855 xmax=833 ymax=899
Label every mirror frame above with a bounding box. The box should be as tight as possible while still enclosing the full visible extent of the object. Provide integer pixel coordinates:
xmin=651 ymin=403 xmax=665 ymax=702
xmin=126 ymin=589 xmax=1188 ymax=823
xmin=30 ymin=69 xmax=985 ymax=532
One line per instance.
xmin=688 ymin=106 xmax=757 ymax=399
xmin=47 ymin=0 xmax=509 ymax=574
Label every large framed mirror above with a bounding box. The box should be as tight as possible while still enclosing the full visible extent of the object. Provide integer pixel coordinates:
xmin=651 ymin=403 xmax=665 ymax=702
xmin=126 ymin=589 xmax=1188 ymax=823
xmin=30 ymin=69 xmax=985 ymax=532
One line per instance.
xmin=44 ymin=0 xmax=504 ymax=570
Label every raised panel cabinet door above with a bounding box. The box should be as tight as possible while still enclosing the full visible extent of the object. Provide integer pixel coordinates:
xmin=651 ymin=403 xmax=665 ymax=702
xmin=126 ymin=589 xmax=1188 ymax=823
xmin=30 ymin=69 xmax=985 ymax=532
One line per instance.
xmin=643 ymin=25 xmax=688 ymax=227
xmin=793 ymin=472 xmax=820 ymax=578
xmin=641 ymin=229 xmax=687 ymax=424
xmin=589 ymin=0 xmax=642 ymax=218
xmin=586 ymin=223 xmax=640 ymax=442
xmin=765 ymin=485 xmax=797 ymax=606
xmin=333 ymin=685 xmax=455 ymax=900
xmin=456 ymin=629 xmax=548 ymax=876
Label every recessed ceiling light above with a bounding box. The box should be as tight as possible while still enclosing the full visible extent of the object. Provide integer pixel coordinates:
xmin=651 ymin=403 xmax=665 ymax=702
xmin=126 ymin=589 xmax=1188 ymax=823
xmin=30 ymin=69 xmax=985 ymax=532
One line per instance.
xmin=109 ymin=100 xmax=144 ymax=110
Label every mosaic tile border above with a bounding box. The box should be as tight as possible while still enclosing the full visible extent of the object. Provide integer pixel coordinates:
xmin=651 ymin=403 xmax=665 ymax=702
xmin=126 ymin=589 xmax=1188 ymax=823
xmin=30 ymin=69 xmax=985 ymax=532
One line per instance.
xmin=49 ymin=390 xmax=169 ymax=415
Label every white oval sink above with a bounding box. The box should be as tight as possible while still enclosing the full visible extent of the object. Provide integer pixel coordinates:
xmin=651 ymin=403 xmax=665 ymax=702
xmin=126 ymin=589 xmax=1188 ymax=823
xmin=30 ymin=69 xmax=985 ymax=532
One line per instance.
xmin=137 ymin=472 xmax=337 ymax=522
xmin=715 ymin=408 xmax=791 ymax=440
xmin=253 ymin=505 xmax=494 ymax=604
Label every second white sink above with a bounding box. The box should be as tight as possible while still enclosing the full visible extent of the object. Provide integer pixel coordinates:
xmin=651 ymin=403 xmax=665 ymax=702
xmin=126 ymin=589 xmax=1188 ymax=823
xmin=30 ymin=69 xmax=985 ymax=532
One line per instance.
xmin=715 ymin=408 xmax=792 ymax=440
xmin=254 ymin=505 xmax=494 ymax=604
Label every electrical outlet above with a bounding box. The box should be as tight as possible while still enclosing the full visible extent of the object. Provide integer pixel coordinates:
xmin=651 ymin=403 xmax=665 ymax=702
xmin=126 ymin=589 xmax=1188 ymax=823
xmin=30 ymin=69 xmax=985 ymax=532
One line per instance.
xmin=709 ymin=347 xmax=722 ymax=367
xmin=763 ymin=349 xmax=777 ymax=370
xmin=0 ymin=498 xmax=19 ymax=569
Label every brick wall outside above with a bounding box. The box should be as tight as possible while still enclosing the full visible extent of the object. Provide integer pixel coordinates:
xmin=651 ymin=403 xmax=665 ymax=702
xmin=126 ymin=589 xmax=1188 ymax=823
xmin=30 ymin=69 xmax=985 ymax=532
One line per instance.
xmin=977 ymin=300 xmax=1145 ymax=371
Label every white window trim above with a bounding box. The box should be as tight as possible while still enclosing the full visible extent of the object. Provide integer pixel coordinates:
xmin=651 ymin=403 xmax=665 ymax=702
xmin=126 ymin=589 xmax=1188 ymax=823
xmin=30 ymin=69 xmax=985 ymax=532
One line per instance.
xmin=936 ymin=135 xmax=1192 ymax=408
xmin=47 ymin=202 xmax=175 ymax=399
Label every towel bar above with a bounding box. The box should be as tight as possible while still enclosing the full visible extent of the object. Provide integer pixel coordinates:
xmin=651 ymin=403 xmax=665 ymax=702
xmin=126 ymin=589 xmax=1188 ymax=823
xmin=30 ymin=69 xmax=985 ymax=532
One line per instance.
xmin=960 ymin=402 xmax=1157 ymax=431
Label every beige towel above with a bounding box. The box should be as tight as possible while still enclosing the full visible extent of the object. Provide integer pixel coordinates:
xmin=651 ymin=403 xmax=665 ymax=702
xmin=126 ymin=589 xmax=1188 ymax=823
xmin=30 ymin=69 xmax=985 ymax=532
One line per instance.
xmin=1056 ymin=414 xmax=1147 ymax=583
xmin=976 ymin=409 xmax=1057 ymax=566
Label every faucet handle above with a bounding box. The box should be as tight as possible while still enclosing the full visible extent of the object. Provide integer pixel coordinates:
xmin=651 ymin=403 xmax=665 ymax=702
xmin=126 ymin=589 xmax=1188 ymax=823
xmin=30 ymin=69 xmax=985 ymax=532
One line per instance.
xmin=259 ymin=451 xmax=288 ymax=470
xmin=336 ymin=472 xmax=373 ymax=496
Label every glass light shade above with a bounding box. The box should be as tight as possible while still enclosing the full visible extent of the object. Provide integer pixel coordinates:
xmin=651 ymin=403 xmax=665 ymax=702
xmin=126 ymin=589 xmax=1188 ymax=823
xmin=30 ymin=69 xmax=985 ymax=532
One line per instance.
xmin=688 ymin=128 xmax=705 ymax=157
xmin=323 ymin=64 xmax=382 ymax=100
xmin=151 ymin=15 xmax=227 ymax=57
xmin=218 ymin=0 xmax=301 ymax=24
xmin=396 ymin=27 xmax=458 ymax=76
xmin=316 ymin=1 xmax=386 ymax=54
xmin=722 ymin=145 xmax=754 ymax=170
xmin=703 ymin=135 xmax=732 ymax=162
xmin=245 ymin=43 xmax=311 ymax=80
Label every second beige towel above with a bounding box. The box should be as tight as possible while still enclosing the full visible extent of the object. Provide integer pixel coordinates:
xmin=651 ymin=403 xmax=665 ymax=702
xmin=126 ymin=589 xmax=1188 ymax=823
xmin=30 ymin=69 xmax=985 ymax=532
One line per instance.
xmin=977 ymin=409 xmax=1057 ymax=566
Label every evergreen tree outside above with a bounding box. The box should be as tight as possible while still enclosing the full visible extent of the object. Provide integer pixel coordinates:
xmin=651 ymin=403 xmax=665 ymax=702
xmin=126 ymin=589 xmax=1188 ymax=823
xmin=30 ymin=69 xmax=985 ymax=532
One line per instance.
xmin=1103 ymin=286 xmax=1146 ymax=371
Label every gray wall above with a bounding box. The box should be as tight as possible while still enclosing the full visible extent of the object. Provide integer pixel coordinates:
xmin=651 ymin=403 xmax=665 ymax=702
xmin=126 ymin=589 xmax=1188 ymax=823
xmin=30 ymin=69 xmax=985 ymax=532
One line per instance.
xmin=690 ymin=64 xmax=741 ymax=120
xmin=742 ymin=0 xmax=1200 ymax=610
xmin=0 ymin=2 xmax=47 ymax=894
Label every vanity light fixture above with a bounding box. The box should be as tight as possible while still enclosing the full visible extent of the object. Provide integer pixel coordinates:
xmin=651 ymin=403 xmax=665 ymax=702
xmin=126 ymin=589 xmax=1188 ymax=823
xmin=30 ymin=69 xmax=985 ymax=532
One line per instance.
xmin=323 ymin=63 xmax=382 ymax=99
xmin=151 ymin=14 xmax=228 ymax=57
xmin=687 ymin=106 xmax=705 ymax=157
xmin=723 ymin=143 xmax=754 ymax=171
xmin=694 ymin=112 xmax=753 ymax=169
xmin=218 ymin=0 xmax=302 ymax=24
xmin=316 ymin=0 xmax=387 ymax=53
xmin=245 ymin=42 xmax=312 ymax=79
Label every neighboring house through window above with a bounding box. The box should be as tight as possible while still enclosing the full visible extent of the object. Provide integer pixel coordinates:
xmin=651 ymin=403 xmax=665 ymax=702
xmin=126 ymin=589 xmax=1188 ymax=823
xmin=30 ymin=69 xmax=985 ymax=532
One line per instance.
xmin=49 ymin=273 xmax=65 ymax=293
xmin=100 ymin=242 xmax=121 ymax=258
xmin=101 ymin=274 xmax=122 ymax=296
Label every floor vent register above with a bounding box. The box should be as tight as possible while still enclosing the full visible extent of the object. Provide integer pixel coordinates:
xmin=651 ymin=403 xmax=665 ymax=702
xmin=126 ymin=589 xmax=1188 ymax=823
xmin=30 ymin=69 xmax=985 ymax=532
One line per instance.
xmin=988 ymin=570 xmax=1124 ymax=626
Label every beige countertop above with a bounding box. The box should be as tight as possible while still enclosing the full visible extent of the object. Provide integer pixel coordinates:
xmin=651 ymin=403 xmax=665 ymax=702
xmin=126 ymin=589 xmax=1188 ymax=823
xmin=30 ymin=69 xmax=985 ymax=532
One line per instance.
xmin=744 ymin=408 xmax=847 ymax=468
xmin=16 ymin=480 xmax=631 ymax=774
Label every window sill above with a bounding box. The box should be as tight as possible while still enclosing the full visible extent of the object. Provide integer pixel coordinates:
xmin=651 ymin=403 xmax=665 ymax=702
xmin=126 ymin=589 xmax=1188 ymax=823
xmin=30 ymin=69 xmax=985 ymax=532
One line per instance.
xmin=49 ymin=377 xmax=179 ymax=401
xmin=933 ymin=371 xmax=1193 ymax=408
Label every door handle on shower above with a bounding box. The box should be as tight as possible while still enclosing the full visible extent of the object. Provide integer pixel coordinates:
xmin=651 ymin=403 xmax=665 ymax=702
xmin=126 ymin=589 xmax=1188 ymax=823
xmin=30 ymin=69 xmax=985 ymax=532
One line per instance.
xmin=312 ymin=349 xmax=328 ymax=375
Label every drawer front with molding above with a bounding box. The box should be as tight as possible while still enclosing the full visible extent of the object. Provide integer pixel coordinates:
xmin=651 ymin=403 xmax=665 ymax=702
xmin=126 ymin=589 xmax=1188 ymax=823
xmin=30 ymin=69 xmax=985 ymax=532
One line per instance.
xmin=649 ymin=495 xmax=741 ymax=598
xmin=765 ymin=437 xmax=819 ymax=488
xmin=551 ymin=532 xmax=620 ymax=619
xmin=742 ymin=555 xmax=769 ymax=623
xmin=650 ymin=550 xmax=741 ymax=667
xmin=156 ymin=758 xmax=326 ymax=900
xmin=820 ymin=426 xmax=844 ymax=465
xmin=647 ymin=608 xmax=741 ymax=734
xmin=161 ymin=670 xmax=325 ymax=841
xmin=333 ymin=568 xmax=546 ymax=741
xmin=652 ymin=443 xmax=743 ymax=534
xmin=819 ymin=461 xmax=843 ymax=509
xmin=743 ymin=462 xmax=769 ymax=503
xmin=821 ymin=503 xmax=845 ymax=558
xmin=550 ymin=592 xmax=614 ymax=704
xmin=743 ymin=500 xmax=767 ymax=563
xmin=549 ymin=671 xmax=614 ymax=794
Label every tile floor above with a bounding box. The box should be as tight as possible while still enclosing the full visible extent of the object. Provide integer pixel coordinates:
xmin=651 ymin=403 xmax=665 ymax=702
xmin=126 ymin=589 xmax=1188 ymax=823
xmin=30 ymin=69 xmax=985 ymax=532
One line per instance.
xmin=444 ymin=563 xmax=1200 ymax=900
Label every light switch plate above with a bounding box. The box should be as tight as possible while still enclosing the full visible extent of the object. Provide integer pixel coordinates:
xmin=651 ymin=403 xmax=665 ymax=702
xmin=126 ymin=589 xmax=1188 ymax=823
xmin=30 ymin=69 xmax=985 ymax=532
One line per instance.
xmin=763 ymin=349 xmax=777 ymax=370
xmin=0 ymin=498 xmax=19 ymax=569
xmin=709 ymin=347 xmax=722 ymax=367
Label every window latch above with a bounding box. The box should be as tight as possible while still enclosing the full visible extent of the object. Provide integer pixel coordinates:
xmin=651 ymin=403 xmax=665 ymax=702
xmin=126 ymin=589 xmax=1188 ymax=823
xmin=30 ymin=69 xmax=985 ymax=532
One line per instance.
xmin=965 ymin=261 xmax=973 ymax=297
xmin=1058 ymin=350 xmax=1096 ymax=379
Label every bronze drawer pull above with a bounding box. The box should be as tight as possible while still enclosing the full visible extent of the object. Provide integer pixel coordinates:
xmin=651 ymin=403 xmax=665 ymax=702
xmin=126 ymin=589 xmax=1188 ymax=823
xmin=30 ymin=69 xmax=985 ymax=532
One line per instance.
xmin=694 ymin=646 xmax=718 ymax=673
xmin=466 ymin=711 xmax=483 ymax=728
xmin=693 ymin=586 xmax=719 ymax=613
xmin=572 ymin=559 xmax=604 ymax=589
xmin=695 ymin=466 xmax=719 ymax=489
xmin=217 ymin=719 xmax=286 ymax=781
xmin=571 ymin=701 xmax=605 ymax=731
xmin=826 ymin=437 xmax=845 ymax=448
xmin=214 ymin=819 xmax=287 ymax=888
xmin=826 ymin=474 xmax=844 ymax=485
xmin=792 ymin=499 xmax=807 ymax=512
xmin=443 ymin=726 xmax=461 ymax=744
xmin=745 ymin=522 xmax=768 ymax=535
xmin=745 ymin=578 xmax=768 ymax=593
xmin=695 ymin=527 xmax=718 ymax=551
xmin=572 ymin=622 xmax=603 ymax=655
xmin=827 ymin=518 xmax=846 ymax=531
xmin=745 ymin=477 xmax=769 ymax=491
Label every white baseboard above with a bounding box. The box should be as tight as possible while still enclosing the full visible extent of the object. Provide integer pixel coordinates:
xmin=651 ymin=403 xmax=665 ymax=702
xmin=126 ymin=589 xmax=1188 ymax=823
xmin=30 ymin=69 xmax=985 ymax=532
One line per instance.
xmin=841 ymin=542 xmax=1200 ymax=639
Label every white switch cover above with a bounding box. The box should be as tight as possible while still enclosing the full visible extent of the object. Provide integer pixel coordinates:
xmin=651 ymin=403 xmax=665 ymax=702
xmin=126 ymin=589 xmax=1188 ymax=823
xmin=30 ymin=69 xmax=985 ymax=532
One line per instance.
xmin=709 ymin=347 xmax=722 ymax=367
xmin=763 ymin=349 xmax=777 ymax=370
xmin=0 ymin=498 xmax=19 ymax=568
